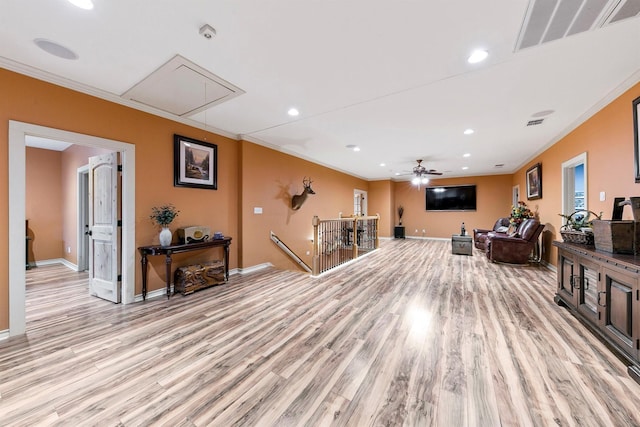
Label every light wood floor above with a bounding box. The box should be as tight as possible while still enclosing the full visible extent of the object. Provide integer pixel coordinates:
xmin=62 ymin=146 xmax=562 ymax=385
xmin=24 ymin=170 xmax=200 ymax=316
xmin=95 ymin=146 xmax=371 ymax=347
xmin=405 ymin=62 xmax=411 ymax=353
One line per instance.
xmin=2 ymin=239 xmax=640 ymax=426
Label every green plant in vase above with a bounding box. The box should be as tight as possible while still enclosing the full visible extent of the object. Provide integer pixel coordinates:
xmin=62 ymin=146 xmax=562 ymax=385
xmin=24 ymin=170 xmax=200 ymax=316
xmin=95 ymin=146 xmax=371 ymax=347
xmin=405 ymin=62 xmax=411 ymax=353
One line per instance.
xmin=558 ymin=209 xmax=602 ymax=245
xmin=558 ymin=210 xmax=602 ymax=231
xmin=150 ymin=204 xmax=179 ymax=247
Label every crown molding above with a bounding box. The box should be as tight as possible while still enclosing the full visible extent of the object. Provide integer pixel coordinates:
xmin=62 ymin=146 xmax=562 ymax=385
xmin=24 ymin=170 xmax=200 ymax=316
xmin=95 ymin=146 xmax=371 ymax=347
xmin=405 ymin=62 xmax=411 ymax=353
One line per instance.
xmin=0 ymin=56 xmax=239 ymax=141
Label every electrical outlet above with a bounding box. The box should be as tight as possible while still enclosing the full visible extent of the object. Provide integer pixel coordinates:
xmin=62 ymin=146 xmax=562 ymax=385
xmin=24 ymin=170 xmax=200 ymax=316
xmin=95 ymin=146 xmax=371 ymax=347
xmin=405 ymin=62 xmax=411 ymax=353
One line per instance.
xmin=306 ymin=251 xmax=310 ymax=255
xmin=67 ymin=246 xmax=71 ymax=254
xmin=415 ymin=229 xmax=418 ymax=233
xmin=422 ymin=229 xmax=426 ymax=233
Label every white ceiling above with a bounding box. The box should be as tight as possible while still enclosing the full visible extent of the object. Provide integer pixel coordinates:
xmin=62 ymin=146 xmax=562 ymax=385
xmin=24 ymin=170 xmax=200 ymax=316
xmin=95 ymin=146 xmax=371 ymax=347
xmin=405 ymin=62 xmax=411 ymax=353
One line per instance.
xmin=3 ymin=0 xmax=640 ymax=180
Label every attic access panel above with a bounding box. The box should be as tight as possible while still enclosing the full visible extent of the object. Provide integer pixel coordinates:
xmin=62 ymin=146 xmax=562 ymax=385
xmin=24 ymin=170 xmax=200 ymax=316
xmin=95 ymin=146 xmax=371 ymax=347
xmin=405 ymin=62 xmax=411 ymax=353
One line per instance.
xmin=122 ymin=55 xmax=245 ymax=117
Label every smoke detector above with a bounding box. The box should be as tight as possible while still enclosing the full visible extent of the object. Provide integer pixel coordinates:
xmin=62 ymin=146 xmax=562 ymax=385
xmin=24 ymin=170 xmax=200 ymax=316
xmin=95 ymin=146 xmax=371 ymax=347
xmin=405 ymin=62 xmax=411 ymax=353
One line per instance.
xmin=199 ymin=24 xmax=216 ymax=39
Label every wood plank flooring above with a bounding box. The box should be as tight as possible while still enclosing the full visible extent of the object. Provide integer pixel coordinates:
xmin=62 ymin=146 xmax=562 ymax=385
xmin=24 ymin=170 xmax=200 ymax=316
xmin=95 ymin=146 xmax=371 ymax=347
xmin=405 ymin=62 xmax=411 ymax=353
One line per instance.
xmin=2 ymin=239 xmax=640 ymax=426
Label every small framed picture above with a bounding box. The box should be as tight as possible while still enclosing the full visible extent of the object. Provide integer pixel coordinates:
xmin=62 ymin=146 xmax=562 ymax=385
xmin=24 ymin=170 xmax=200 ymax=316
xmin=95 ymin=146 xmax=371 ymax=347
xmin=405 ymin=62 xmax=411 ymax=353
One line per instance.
xmin=526 ymin=163 xmax=542 ymax=200
xmin=174 ymin=134 xmax=217 ymax=190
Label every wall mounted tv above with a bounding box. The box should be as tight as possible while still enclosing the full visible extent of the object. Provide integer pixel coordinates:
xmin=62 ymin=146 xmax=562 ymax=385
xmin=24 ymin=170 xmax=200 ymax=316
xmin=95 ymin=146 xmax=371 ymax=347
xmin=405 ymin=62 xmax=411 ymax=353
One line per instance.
xmin=425 ymin=185 xmax=477 ymax=211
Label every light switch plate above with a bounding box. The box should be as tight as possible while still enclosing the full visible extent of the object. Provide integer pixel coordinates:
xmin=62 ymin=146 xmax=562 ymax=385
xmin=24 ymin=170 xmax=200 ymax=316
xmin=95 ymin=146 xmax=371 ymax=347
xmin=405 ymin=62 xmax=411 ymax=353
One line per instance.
xmin=600 ymin=191 xmax=606 ymax=202
xmin=254 ymin=207 xmax=263 ymax=214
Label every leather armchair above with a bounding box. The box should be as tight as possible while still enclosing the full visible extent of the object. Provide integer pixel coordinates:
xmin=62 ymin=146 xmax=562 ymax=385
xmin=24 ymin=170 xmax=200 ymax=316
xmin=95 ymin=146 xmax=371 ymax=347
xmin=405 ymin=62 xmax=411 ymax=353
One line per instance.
xmin=486 ymin=218 xmax=544 ymax=264
xmin=473 ymin=217 xmax=510 ymax=250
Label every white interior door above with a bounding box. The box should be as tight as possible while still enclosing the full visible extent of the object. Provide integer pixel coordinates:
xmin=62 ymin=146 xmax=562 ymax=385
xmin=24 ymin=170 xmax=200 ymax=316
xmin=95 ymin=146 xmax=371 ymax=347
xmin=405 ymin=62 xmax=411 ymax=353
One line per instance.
xmin=354 ymin=189 xmax=367 ymax=216
xmin=88 ymin=152 xmax=121 ymax=303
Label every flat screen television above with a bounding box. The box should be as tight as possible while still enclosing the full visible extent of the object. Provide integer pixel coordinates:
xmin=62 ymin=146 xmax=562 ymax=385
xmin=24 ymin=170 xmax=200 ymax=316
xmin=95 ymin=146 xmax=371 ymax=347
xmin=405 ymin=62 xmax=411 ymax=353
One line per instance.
xmin=425 ymin=185 xmax=477 ymax=211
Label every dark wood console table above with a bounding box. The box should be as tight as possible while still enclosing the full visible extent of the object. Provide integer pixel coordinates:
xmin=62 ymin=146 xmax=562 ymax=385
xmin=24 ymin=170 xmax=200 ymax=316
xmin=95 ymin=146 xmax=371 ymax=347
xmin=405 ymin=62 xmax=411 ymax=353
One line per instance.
xmin=138 ymin=237 xmax=231 ymax=300
xmin=554 ymin=241 xmax=640 ymax=383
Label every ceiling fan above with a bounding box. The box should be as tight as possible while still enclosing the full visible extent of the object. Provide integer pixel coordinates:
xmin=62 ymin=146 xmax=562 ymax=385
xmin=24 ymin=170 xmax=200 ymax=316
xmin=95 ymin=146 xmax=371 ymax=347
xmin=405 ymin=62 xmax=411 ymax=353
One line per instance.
xmin=402 ymin=159 xmax=442 ymax=185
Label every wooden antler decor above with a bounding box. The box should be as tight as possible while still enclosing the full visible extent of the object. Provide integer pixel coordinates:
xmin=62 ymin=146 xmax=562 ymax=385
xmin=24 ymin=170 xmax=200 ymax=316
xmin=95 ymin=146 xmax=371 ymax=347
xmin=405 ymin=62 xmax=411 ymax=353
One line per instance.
xmin=291 ymin=177 xmax=315 ymax=210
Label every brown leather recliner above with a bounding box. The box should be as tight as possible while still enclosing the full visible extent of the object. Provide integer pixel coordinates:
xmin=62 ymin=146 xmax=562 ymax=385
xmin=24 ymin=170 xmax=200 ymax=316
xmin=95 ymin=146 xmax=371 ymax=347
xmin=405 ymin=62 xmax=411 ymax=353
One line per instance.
xmin=473 ymin=217 xmax=510 ymax=250
xmin=486 ymin=218 xmax=544 ymax=264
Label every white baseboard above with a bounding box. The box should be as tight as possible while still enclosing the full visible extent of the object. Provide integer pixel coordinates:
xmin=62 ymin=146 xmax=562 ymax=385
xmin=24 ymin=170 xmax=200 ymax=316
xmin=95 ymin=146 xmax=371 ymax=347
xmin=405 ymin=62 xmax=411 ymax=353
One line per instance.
xmin=542 ymin=260 xmax=556 ymax=272
xmin=0 ymin=329 xmax=9 ymax=342
xmin=134 ymin=284 xmax=175 ymax=302
xmin=235 ymin=263 xmax=272 ymax=275
xmin=35 ymin=258 xmax=79 ymax=271
xmin=406 ymin=236 xmax=450 ymax=241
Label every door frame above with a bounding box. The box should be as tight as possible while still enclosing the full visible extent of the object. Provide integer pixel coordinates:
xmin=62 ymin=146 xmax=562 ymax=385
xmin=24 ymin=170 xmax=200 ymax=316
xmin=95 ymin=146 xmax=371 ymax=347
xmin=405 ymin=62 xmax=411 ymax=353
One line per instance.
xmin=77 ymin=165 xmax=90 ymax=272
xmin=561 ymin=152 xmax=587 ymax=216
xmin=354 ymin=189 xmax=367 ymax=216
xmin=8 ymin=120 xmax=136 ymax=336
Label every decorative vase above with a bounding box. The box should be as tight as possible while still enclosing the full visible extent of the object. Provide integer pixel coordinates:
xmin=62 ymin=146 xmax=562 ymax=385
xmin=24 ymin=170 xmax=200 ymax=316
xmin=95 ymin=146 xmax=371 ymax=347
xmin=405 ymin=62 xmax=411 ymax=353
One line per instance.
xmin=159 ymin=227 xmax=172 ymax=247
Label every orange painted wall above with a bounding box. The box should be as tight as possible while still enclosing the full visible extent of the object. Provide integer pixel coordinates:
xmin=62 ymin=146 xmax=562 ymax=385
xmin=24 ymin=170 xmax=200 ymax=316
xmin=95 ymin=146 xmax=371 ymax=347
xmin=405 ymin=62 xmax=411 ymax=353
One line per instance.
xmin=0 ymin=69 xmax=240 ymax=331
xmin=239 ymin=141 xmax=369 ymax=269
xmin=513 ymin=82 xmax=640 ymax=265
xmin=26 ymin=148 xmax=63 ymax=262
xmin=394 ymin=175 xmax=514 ymax=239
xmin=368 ymin=180 xmax=394 ymax=237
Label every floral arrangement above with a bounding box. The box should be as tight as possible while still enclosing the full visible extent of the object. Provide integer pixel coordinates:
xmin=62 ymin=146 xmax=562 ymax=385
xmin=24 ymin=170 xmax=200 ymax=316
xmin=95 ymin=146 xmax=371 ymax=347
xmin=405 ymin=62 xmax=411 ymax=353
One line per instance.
xmin=509 ymin=201 xmax=535 ymax=227
xmin=149 ymin=204 xmax=180 ymax=228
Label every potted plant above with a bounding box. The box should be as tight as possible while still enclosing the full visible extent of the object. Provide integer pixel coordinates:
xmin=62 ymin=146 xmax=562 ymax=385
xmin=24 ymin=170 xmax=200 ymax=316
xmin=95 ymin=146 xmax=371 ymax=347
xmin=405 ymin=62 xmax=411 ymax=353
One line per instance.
xmin=558 ymin=210 xmax=602 ymax=245
xmin=150 ymin=204 xmax=180 ymax=247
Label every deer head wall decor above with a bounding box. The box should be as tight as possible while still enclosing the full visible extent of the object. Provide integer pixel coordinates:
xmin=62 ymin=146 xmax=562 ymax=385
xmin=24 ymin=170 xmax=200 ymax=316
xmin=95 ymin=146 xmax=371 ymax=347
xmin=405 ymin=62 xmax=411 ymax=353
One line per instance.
xmin=291 ymin=177 xmax=316 ymax=210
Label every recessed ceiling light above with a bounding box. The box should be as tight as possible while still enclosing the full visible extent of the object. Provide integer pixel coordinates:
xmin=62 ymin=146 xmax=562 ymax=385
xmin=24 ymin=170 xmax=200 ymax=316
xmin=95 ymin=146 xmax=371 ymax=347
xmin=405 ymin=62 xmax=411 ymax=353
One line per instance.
xmin=462 ymin=166 xmax=469 ymax=170
xmin=67 ymin=0 xmax=94 ymax=10
xmin=34 ymin=39 xmax=78 ymax=60
xmin=353 ymin=146 xmax=361 ymax=152
xmin=463 ymin=128 xmax=475 ymax=135
xmin=345 ymin=144 xmax=360 ymax=152
xmin=467 ymin=49 xmax=488 ymax=64
xmin=463 ymin=153 xmax=471 ymax=158
xmin=395 ymin=172 xmax=401 ymax=176
xmin=380 ymin=163 xmax=386 ymax=167
xmin=287 ymin=108 xmax=299 ymax=117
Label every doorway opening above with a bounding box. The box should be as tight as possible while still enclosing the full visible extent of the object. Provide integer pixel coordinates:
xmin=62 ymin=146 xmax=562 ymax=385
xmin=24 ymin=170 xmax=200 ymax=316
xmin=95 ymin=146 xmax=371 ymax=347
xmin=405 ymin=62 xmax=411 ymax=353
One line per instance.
xmin=512 ymin=185 xmax=520 ymax=207
xmin=8 ymin=121 xmax=136 ymax=337
xmin=354 ymin=189 xmax=367 ymax=216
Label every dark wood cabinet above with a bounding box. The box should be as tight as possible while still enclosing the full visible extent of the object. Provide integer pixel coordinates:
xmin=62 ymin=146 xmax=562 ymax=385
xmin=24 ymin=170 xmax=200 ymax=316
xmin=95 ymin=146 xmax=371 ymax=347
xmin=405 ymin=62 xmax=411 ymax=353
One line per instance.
xmin=600 ymin=267 xmax=638 ymax=360
xmin=394 ymin=226 xmax=405 ymax=239
xmin=554 ymin=241 xmax=640 ymax=382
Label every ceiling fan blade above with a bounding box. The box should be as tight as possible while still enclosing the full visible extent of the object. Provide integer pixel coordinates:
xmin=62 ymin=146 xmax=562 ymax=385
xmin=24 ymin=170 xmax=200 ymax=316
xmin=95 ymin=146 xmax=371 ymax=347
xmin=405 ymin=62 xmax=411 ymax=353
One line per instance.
xmin=426 ymin=170 xmax=443 ymax=175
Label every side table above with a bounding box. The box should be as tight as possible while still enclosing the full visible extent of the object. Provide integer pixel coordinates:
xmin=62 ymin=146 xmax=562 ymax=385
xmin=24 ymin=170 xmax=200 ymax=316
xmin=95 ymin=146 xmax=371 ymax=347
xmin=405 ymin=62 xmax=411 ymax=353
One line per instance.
xmin=138 ymin=237 xmax=231 ymax=300
xmin=452 ymin=234 xmax=473 ymax=255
